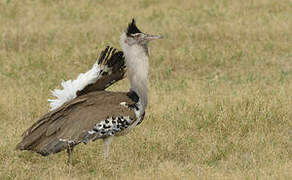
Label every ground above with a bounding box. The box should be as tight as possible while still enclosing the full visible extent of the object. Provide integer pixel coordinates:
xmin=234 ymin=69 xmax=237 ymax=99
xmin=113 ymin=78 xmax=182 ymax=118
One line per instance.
xmin=0 ymin=0 xmax=291 ymax=179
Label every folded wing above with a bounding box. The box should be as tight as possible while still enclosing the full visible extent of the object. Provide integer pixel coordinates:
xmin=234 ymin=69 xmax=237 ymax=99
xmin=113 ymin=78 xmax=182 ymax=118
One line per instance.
xmin=16 ymin=91 xmax=136 ymax=156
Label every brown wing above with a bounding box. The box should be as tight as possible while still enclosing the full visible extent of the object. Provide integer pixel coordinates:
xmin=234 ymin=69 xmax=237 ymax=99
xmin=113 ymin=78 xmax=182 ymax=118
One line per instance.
xmin=16 ymin=91 xmax=136 ymax=156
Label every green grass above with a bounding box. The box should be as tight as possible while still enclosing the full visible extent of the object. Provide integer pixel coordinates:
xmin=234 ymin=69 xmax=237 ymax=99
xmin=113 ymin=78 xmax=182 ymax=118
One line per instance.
xmin=0 ymin=0 xmax=291 ymax=179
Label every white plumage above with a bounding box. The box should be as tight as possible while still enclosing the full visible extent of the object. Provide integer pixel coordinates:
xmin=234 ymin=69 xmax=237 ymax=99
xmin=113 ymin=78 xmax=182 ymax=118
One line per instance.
xmin=48 ymin=61 xmax=107 ymax=111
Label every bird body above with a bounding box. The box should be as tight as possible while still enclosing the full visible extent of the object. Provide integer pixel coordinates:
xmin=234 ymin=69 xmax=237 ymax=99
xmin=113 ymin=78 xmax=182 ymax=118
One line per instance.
xmin=16 ymin=19 xmax=162 ymax=159
xmin=17 ymin=91 xmax=138 ymax=156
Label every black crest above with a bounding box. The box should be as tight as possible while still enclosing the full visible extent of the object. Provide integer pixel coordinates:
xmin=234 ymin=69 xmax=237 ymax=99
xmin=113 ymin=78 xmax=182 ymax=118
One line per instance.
xmin=126 ymin=18 xmax=142 ymax=36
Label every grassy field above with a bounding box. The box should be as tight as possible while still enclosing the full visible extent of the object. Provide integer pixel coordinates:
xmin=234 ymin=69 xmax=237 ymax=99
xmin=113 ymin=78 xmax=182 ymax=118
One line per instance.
xmin=0 ymin=0 xmax=291 ymax=179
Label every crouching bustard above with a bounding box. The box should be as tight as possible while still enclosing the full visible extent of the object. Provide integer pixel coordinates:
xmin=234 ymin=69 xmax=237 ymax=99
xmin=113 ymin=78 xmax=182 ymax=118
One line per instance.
xmin=16 ymin=19 xmax=162 ymax=160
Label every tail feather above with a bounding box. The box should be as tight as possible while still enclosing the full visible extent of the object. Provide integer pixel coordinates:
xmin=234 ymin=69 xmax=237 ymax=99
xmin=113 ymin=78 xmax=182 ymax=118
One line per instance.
xmin=48 ymin=46 xmax=126 ymax=111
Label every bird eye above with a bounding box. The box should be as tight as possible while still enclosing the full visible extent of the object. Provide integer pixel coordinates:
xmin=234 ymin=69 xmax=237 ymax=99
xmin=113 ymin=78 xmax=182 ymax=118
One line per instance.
xmin=131 ymin=33 xmax=140 ymax=38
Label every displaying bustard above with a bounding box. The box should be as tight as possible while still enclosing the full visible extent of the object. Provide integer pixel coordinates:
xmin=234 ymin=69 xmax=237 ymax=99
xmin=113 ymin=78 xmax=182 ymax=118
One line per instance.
xmin=16 ymin=19 xmax=162 ymax=160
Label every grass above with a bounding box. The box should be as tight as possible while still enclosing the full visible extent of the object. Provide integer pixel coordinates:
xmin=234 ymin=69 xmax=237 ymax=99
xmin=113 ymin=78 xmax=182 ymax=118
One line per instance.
xmin=0 ymin=0 xmax=291 ymax=179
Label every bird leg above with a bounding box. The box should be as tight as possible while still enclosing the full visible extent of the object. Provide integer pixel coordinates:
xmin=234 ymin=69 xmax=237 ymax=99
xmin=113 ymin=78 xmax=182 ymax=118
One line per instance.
xmin=67 ymin=145 xmax=74 ymax=165
xmin=103 ymin=136 xmax=113 ymax=159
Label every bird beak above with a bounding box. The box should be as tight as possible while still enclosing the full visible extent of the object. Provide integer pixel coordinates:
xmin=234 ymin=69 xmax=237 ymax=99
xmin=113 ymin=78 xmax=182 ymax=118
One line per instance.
xmin=144 ymin=34 xmax=163 ymax=41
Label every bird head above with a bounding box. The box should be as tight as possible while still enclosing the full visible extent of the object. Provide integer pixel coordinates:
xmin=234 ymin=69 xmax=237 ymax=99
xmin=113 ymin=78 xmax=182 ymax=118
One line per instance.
xmin=121 ymin=18 xmax=163 ymax=47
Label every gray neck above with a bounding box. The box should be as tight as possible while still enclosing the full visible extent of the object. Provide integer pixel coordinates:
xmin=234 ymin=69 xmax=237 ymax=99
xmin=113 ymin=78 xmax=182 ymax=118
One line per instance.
xmin=124 ymin=44 xmax=149 ymax=115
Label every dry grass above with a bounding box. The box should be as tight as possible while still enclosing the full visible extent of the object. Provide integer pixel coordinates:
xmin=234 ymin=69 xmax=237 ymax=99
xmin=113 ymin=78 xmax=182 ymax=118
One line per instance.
xmin=0 ymin=0 xmax=292 ymax=179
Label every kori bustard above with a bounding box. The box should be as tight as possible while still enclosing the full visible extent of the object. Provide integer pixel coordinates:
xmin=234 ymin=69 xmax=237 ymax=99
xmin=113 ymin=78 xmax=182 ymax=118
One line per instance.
xmin=16 ymin=19 xmax=162 ymax=161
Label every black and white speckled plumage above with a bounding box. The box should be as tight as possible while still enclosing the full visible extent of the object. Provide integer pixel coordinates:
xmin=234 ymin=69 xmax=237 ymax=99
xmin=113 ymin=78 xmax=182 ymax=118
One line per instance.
xmin=82 ymin=116 xmax=135 ymax=144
